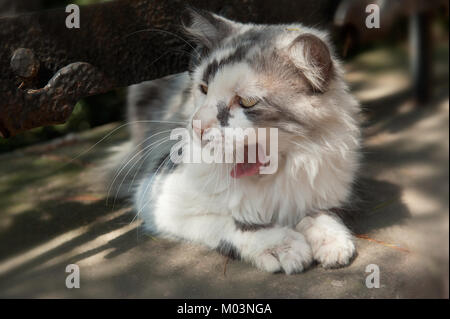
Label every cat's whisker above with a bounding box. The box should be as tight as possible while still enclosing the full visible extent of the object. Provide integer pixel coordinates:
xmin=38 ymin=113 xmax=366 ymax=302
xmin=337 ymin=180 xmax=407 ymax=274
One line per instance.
xmin=110 ymin=128 xmax=174 ymax=178
xmin=106 ymin=131 xmax=173 ymax=205
xmin=222 ymin=163 xmax=230 ymax=202
xmin=208 ymin=164 xmax=221 ymax=211
xmin=112 ymin=137 xmax=172 ymax=208
xmin=171 ymin=48 xmax=200 ymax=61
xmin=197 ymin=163 xmax=216 ymax=202
xmin=110 ymin=136 xmax=172 ymax=208
xmin=124 ymin=28 xmax=200 ymax=58
xmin=223 ymin=163 xmax=233 ymax=210
xmin=71 ymin=120 xmax=187 ymax=164
xmin=136 ymin=147 xmax=177 ymax=215
xmin=126 ymin=134 xmax=183 ymax=193
xmin=135 ymin=145 xmax=180 ymax=221
xmin=208 ymin=164 xmax=222 ymax=212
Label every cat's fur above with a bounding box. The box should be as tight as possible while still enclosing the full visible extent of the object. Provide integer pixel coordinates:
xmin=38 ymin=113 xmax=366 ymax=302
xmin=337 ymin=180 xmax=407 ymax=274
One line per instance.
xmin=115 ymin=11 xmax=361 ymax=274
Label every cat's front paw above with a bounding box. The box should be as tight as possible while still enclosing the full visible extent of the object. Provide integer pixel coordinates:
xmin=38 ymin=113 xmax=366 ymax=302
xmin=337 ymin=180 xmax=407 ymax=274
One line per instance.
xmin=311 ymin=234 xmax=355 ymax=268
xmin=297 ymin=215 xmax=356 ymax=268
xmin=249 ymin=228 xmax=313 ymax=274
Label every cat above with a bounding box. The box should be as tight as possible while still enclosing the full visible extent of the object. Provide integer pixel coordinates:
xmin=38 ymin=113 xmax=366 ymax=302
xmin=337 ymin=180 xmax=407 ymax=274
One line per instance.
xmin=113 ymin=10 xmax=361 ymax=274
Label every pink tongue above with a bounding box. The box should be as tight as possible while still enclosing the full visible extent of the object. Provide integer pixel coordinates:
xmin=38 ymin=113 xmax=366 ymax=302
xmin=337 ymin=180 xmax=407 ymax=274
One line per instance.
xmin=231 ymin=161 xmax=263 ymax=178
xmin=230 ymin=145 xmax=265 ymax=179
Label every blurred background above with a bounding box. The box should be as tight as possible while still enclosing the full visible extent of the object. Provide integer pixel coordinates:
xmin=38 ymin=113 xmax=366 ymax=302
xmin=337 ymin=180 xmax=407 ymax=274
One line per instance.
xmin=0 ymin=0 xmax=448 ymax=298
xmin=0 ymin=0 xmax=448 ymax=153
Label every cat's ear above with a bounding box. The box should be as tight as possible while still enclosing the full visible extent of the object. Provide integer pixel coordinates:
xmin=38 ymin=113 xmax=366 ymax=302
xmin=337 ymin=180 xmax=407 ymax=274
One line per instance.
xmin=183 ymin=9 xmax=236 ymax=50
xmin=288 ymin=33 xmax=333 ymax=93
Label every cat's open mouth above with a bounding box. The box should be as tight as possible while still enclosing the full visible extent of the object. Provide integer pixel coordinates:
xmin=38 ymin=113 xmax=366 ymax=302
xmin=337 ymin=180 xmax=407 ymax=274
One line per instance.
xmin=230 ymin=144 xmax=269 ymax=178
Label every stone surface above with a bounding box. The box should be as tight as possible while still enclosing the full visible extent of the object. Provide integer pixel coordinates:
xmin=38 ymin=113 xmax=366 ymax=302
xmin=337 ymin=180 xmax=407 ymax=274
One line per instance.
xmin=0 ymin=47 xmax=448 ymax=298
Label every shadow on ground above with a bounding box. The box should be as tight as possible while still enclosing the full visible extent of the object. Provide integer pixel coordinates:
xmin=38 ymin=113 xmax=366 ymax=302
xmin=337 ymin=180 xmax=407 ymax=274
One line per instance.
xmin=0 ymin=46 xmax=448 ymax=298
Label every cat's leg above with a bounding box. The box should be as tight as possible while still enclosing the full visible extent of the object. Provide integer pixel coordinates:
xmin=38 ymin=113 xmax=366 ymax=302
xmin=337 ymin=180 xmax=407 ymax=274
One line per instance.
xmin=153 ymin=208 xmax=313 ymax=274
xmin=296 ymin=212 xmax=356 ymax=268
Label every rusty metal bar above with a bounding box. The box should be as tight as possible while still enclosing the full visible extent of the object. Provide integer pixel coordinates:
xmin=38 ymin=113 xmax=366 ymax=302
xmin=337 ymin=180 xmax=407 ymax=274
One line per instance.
xmin=0 ymin=0 xmax=336 ymax=137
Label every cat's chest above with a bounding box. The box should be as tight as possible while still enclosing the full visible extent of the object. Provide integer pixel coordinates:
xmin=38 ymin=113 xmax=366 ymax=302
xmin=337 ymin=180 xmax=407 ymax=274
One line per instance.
xmin=229 ymin=178 xmax=306 ymax=225
xmin=163 ymin=165 xmax=307 ymax=225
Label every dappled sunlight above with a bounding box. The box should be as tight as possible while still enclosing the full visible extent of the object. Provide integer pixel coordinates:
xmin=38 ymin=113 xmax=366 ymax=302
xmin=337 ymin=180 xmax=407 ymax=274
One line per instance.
xmin=32 ymin=210 xmax=141 ymax=272
xmin=351 ymin=71 xmax=410 ymax=102
xmin=0 ymin=41 xmax=448 ymax=298
xmin=0 ymin=222 xmax=87 ymax=276
xmin=403 ymin=188 xmax=444 ymax=217
xmin=345 ymin=48 xmax=411 ymax=103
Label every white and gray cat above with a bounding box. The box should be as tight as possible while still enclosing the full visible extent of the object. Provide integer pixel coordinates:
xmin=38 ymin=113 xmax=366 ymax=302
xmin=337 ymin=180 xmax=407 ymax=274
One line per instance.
xmin=112 ymin=10 xmax=361 ymax=274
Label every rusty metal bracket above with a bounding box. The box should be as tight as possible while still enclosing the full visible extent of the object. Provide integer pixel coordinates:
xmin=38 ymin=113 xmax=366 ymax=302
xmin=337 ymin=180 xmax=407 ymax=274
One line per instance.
xmin=0 ymin=0 xmax=337 ymax=137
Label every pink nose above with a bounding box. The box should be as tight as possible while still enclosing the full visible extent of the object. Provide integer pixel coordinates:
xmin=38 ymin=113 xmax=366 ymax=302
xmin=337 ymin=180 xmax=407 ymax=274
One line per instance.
xmin=193 ymin=123 xmax=204 ymax=138
xmin=192 ymin=119 xmax=215 ymax=139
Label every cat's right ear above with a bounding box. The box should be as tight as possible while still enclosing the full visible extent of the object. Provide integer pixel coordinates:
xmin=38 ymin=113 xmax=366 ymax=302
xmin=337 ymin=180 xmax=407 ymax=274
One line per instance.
xmin=288 ymin=33 xmax=334 ymax=93
xmin=182 ymin=8 xmax=236 ymax=50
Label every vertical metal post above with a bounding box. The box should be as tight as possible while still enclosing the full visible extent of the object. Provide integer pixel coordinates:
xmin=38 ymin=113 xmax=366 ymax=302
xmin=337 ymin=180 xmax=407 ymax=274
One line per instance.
xmin=409 ymin=11 xmax=432 ymax=104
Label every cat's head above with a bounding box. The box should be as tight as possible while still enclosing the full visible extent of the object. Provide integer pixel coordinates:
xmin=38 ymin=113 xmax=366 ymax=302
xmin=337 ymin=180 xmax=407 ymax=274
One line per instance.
xmin=183 ymin=10 xmax=358 ymax=178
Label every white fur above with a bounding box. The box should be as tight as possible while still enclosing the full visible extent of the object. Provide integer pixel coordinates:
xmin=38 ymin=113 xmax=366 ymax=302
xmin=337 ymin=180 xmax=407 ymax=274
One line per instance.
xmin=297 ymin=214 xmax=355 ymax=268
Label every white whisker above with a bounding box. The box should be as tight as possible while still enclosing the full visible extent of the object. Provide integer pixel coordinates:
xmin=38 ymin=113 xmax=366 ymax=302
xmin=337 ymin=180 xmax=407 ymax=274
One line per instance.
xmin=111 ymin=136 xmax=172 ymax=208
xmin=125 ymin=28 xmax=200 ymax=58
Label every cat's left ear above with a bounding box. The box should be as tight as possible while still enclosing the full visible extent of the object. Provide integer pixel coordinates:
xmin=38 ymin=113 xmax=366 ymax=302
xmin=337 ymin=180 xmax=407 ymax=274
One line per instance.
xmin=183 ymin=9 xmax=237 ymax=50
xmin=288 ymin=33 xmax=333 ymax=93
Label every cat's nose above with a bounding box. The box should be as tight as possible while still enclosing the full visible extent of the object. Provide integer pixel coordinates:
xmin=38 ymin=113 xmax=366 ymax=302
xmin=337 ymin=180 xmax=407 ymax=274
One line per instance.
xmin=192 ymin=122 xmax=203 ymax=138
xmin=192 ymin=119 xmax=216 ymax=139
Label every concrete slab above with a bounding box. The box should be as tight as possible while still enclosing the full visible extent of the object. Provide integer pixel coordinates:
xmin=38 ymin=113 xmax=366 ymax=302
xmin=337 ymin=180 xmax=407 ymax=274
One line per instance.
xmin=0 ymin=47 xmax=448 ymax=298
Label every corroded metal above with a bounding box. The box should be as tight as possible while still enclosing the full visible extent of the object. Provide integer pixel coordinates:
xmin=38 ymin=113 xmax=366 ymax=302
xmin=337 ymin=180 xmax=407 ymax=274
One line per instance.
xmin=1 ymin=62 xmax=111 ymax=137
xmin=0 ymin=0 xmax=337 ymax=137
xmin=10 ymin=48 xmax=40 ymax=79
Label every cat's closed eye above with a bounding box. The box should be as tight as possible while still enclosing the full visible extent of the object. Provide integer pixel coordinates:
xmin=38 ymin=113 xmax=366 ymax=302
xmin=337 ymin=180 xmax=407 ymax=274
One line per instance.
xmin=238 ymin=96 xmax=259 ymax=108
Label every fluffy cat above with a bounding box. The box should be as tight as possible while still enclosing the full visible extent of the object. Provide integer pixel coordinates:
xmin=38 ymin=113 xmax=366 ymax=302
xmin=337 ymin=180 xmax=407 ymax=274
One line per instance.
xmin=116 ymin=10 xmax=361 ymax=274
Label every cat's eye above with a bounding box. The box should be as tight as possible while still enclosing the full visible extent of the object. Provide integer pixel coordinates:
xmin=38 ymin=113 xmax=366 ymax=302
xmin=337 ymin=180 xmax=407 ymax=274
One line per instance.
xmin=238 ymin=96 xmax=259 ymax=108
xmin=199 ymin=84 xmax=208 ymax=95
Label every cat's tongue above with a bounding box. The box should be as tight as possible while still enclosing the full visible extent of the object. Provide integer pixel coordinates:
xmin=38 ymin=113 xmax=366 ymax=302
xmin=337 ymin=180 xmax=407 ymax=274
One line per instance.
xmin=230 ymin=145 xmax=265 ymax=179
xmin=231 ymin=161 xmax=263 ymax=178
